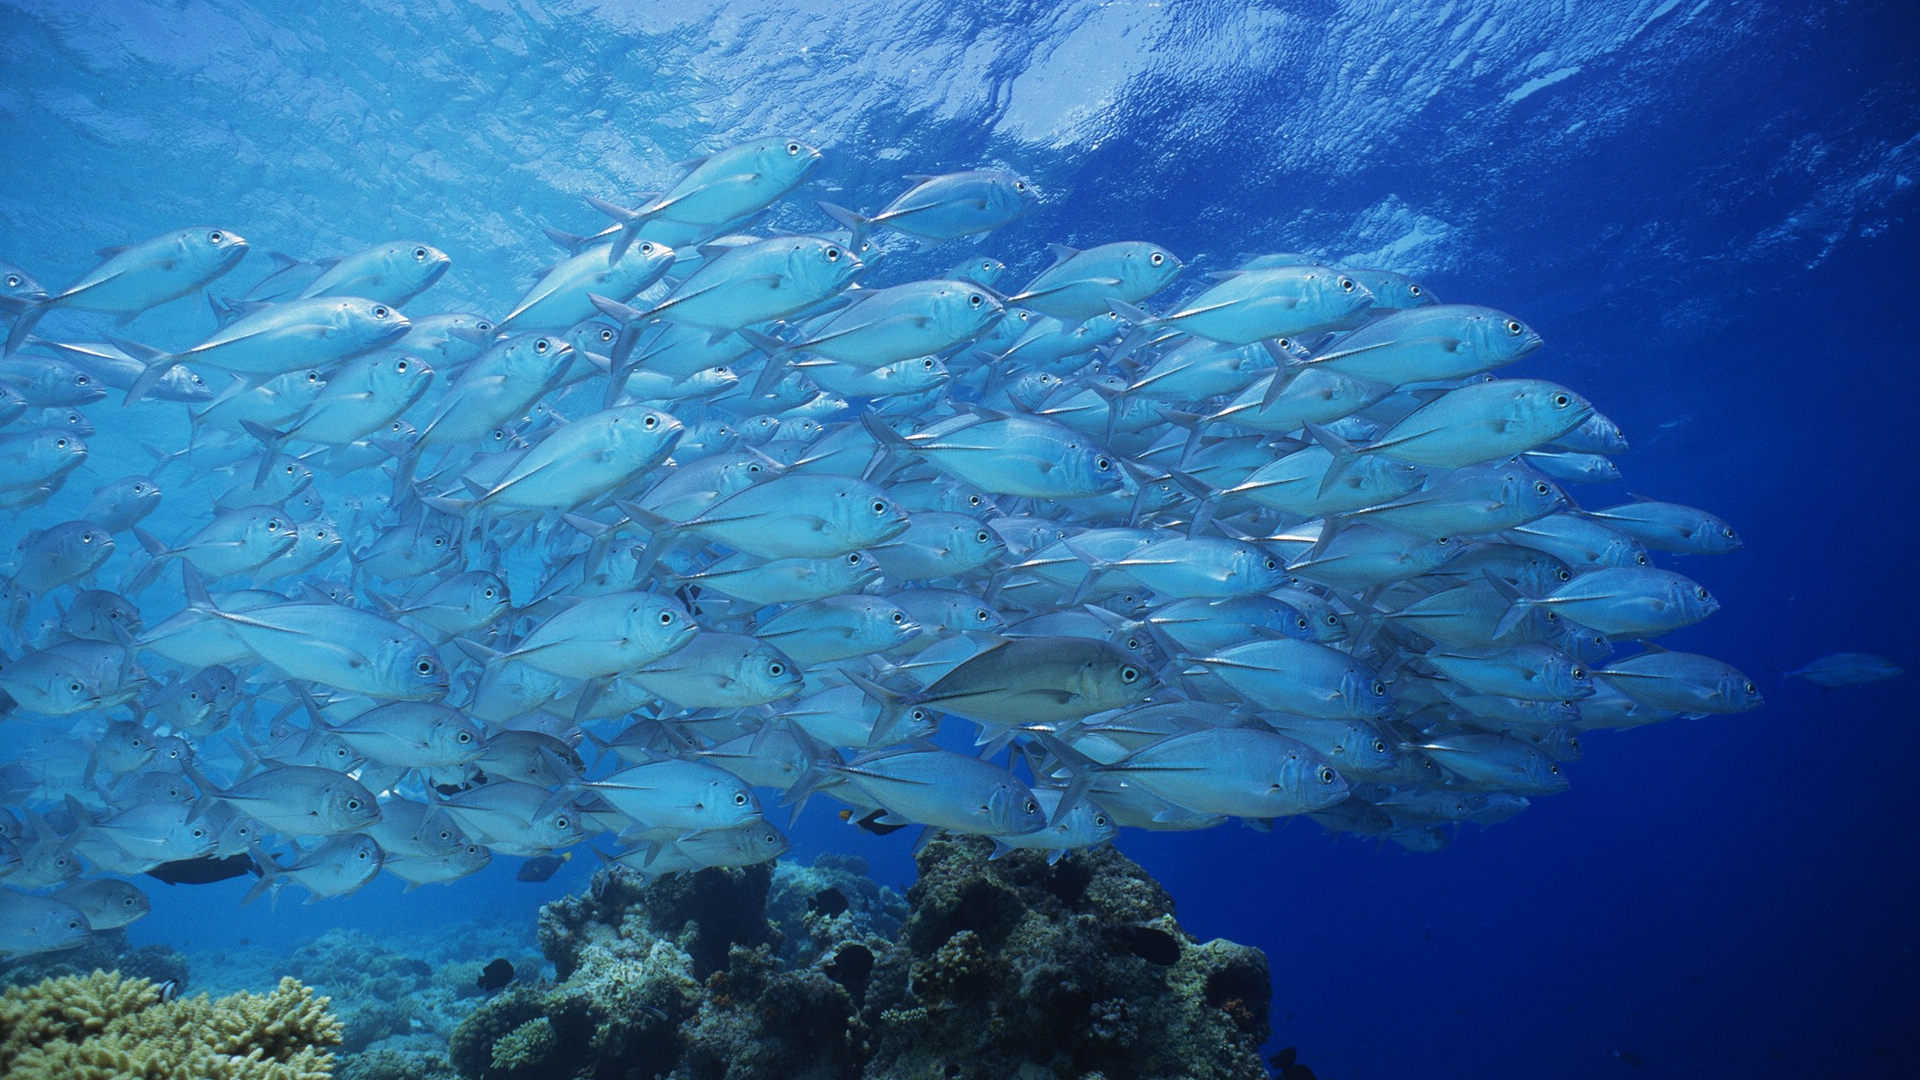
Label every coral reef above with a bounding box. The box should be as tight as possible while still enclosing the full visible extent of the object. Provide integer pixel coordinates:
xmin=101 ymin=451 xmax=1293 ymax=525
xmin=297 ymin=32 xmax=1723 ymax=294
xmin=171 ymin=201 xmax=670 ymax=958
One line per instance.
xmin=863 ymin=837 xmax=1272 ymax=1080
xmin=448 ymin=841 xmax=1272 ymax=1080
xmin=268 ymin=922 xmax=538 ymax=1080
xmin=0 ymin=969 xmax=342 ymax=1080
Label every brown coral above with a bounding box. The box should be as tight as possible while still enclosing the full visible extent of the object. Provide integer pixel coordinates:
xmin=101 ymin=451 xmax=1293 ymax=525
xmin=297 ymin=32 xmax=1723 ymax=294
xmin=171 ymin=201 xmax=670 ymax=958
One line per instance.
xmin=0 ymin=970 xmax=343 ymax=1080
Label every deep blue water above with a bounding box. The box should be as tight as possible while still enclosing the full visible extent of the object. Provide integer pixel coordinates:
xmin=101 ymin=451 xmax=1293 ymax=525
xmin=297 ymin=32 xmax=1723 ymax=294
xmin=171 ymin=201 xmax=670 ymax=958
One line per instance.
xmin=3 ymin=1 xmax=1917 ymax=1078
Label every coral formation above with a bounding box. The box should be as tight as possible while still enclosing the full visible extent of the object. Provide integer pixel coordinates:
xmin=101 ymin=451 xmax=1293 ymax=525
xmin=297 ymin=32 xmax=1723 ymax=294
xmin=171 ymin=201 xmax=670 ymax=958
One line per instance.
xmin=448 ymin=841 xmax=1272 ymax=1079
xmin=269 ymin=922 xmax=537 ymax=1080
xmin=863 ymin=837 xmax=1272 ymax=1080
xmin=0 ymin=969 xmax=342 ymax=1080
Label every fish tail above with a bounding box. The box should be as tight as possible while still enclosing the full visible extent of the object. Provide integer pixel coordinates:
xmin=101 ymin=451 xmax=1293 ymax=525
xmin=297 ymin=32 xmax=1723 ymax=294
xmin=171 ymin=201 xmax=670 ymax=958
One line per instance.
xmin=109 ymin=337 xmax=178 ymax=405
xmin=121 ymin=530 xmax=176 ymax=596
xmin=2 ymin=295 xmax=50 ymax=355
xmin=541 ymin=225 xmax=592 ymax=253
xmin=816 ymin=201 xmax=870 ymax=252
xmin=238 ymin=421 xmax=292 ymax=486
xmin=1304 ymin=421 xmax=1360 ymax=497
xmin=239 ymin=842 xmax=282 ymax=907
xmin=584 ymin=195 xmax=646 ymax=264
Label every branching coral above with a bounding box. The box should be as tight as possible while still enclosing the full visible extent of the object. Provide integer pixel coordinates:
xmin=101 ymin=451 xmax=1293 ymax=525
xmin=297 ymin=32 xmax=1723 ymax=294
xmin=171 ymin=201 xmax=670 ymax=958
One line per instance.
xmin=0 ymin=970 xmax=343 ymax=1080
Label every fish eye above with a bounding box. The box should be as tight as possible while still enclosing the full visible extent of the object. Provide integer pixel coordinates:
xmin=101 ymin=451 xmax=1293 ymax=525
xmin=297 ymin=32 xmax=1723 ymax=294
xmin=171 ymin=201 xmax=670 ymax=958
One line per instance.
xmin=1263 ymin=557 xmax=1276 ymax=569
xmin=416 ymin=659 xmax=435 ymax=675
xmin=640 ymin=242 xmax=655 ymax=255
xmin=1534 ymin=481 xmax=1551 ymax=495
xmin=1635 ymin=552 xmax=1649 ymax=565
xmin=373 ymin=305 xmax=390 ymax=318
xmin=346 ymin=798 xmax=362 ymax=810
xmin=644 ymin=415 xmax=658 ymax=429
xmin=1371 ymin=680 xmax=1387 ymax=695
xmin=1120 ymin=665 xmax=1139 ymax=683
xmin=786 ymin=141 xmax=801 ymax=155
xmin=969 ymin=293 xmax=983 ymax=307
xmin=396 ymin=359 xmax=408 ymax=372
xmin=267 ymin=519 xmax=280 ymax=531
xmin=1549 ymin=763 xmax=1561 ymax=775
xmin=1338 ymin=277 xmax=1355 ymax=292
xmin=56 ymin=437 xmax=67 ymax=448
xmin=1317 ymin=766 xmax=1337 ymax=784
xmin=1695 ymin=586 xmax=1710 ymax=600
xmin=433 ymin=535 xmax=446 ymax=547
xmin=284 ymin=464 xmax=295 ymax=475
xmin=733 ymin=792 xmax=749 ymax=806
xmin=555 ymin=817 xmax=569 ymax=829
xmin=1573 ymin=667 xmax=1587 ymax=679
xmin=1557 ymin=568 xmax=1572 ymax=581
xmin=658 ymin=611 xmax=674 ymax=624
xmin=974 ymin=530 xmax=991 ymax=544
xmin=1552 ymin=393 xmax=1570 ymax=407
xmin=3 ymin=275 xmax=16 ymax=287
xmin=1506 ymin=319 xmax=1523 ymax=334
xmin=1024 ymin=799 xmax=1038 ymax=814
xmin=413 ymin=246 xmax=429 ymax=260
xmin=477 ymin=321 xmax=492 ymax=332
xmin=1095 ymin=456 xmax=1111 ymax=471
xmin=872 ymin=499 xmax=887 ymax=514
xmin=1409 ymin=284 xmax=1423 ymax=297
xmin=208 ymin=230 xmax=223 ymax=243
xmin=1743 ymin=681 xmax=1756 ymax=694
xmin=457 ymin=730 xmax=472 ymax=743
xmin=80 ymin=532 xmax=93 ymax=543
xmin=68 ymin=681 xmax=81 ymax=693
xmin=599 ymin=328 xmax=615 ymax=342
xmin=306 ymin=370 xmax=320 ymax=382
xmin=769 ymin=662 xmax=784 ymax=676
xmin=535 ymin=338 xmax=551 ymax=353
xmin=1149 ymin=252 xmax=1165 ymax=266
xmin=73 ymin=372 xmax=91 ymax=386
xmin=826 ymin=247 xmax=840 ymax=261
xmin=1325 ymin=613 xmax=1338 ymax=625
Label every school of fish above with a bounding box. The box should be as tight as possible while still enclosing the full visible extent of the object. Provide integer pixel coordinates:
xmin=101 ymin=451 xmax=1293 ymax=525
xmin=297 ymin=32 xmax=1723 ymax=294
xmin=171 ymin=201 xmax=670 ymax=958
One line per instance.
xmin=0 ymin=139 xmax=1771 ymax=959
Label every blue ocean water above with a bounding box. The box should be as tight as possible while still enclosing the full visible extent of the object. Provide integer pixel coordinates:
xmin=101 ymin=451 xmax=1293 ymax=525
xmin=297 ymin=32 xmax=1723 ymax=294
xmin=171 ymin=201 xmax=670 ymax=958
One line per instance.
xmin=1 ymin=1 xmax=1915 ymax=1078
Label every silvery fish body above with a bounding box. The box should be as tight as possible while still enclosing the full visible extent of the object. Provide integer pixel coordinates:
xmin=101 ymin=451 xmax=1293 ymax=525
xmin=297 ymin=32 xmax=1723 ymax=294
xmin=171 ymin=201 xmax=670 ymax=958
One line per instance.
xmin=298 ymin=241 xmax=451 ymax=305
xmin=830 ymin=747 xmax=1046 ymax=835
xmin=498 ymin=239 xmax=676 ymax=334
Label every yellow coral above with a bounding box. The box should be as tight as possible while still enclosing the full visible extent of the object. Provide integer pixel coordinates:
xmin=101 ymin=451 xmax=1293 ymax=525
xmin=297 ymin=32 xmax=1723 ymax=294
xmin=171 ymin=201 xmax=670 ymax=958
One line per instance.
xmin=0 ymin=970 xmax=162 ymax=1073
xmin=0 ymin=971 xmax=342 ymax=1080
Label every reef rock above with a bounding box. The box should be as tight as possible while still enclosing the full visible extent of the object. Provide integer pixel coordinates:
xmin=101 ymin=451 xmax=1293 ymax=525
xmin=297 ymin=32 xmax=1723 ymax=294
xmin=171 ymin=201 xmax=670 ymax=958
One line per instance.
xmin=449 ymin=841 xmax=1271 ymax=1080
xmin=863 ymin=837 xmax=1271 ymax=1080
